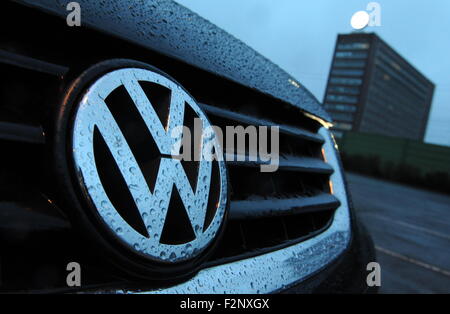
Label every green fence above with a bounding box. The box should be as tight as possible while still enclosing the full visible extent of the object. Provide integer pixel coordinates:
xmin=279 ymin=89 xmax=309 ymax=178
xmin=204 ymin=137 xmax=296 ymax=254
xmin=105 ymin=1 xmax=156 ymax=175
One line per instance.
xmin=337 ymin=131 xmax=450 ymax=193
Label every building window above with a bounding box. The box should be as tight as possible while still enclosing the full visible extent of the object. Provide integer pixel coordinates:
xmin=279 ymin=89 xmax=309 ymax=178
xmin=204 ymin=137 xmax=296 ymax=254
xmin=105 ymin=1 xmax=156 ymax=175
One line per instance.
xmin=326 ymin=94 xmax=358 ymax=104
xmin=330 ymin=77 xmax=363 ymax=86
xmin=325 ymin=103 xmax=358 ymax=112
xmin=331 ymin=69 xmax=364 ymax=77
xmin=335 ymin=51 xmax=368 ymax=59
xmin=334 ymin=60 xmax=366 ymax=68
xmin=337 ymin=43 xmax=370 ymax=50
xmin=328 ymin=86 xmax=360 ymax=95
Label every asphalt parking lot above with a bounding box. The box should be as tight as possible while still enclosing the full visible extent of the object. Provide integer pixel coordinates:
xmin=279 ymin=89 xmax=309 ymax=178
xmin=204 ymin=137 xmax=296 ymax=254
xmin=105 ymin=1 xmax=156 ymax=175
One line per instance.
xmin=347 ymin=173 xmax=450 ymax=293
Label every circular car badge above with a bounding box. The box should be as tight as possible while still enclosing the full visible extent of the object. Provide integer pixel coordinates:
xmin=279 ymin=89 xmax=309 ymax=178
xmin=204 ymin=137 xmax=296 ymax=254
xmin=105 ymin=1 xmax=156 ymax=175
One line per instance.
xmin=69 ymin=63 xmax=228 ymax=265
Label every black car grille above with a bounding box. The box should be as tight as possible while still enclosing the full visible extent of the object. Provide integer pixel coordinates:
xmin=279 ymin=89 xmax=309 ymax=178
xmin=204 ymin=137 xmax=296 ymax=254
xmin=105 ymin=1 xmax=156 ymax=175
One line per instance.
xmin=196 ymin=103 xmax=338 ymax=263
xmin=0 ymin=1 xmax=339 ymax=291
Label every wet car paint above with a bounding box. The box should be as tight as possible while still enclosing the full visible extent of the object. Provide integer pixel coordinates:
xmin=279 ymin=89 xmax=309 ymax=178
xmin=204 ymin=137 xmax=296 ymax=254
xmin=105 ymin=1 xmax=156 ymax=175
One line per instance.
xmin=13 ymin=0 xmax=331 ymax=122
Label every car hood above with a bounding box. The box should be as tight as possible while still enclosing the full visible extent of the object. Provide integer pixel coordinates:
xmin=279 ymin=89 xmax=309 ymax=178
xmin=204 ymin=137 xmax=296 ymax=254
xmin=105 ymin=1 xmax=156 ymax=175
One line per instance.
xmin=14 ymin=0 xmax=331 ymax=121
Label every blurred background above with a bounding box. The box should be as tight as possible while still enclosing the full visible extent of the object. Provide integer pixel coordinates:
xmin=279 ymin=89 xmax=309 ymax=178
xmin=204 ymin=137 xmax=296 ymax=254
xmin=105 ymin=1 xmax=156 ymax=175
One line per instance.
xmin=176 ymin=0 xmax=450 ymax=293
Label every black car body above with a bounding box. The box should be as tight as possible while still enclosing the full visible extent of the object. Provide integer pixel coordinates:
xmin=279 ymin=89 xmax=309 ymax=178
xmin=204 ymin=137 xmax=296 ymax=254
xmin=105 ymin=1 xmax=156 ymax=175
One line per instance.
xmin=0 ymin=0 xmax=376 ymax=293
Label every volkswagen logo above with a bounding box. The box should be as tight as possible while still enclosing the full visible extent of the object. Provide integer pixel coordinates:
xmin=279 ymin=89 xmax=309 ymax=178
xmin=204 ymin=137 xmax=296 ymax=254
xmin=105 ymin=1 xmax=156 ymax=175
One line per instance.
xmin=64 ymin=61 xmax=228 ymax=268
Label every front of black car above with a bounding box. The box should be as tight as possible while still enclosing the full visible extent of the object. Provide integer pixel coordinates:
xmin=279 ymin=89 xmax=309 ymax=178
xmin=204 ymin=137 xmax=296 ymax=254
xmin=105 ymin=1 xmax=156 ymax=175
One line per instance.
xmin=0 ymin=0 xmax=375 ymax=293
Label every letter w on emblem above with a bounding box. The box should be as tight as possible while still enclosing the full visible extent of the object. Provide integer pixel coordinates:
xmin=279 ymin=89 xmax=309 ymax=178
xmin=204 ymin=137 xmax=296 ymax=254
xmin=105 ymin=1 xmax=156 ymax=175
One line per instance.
xmin=89 ymin=76 xmax=217 ymax=244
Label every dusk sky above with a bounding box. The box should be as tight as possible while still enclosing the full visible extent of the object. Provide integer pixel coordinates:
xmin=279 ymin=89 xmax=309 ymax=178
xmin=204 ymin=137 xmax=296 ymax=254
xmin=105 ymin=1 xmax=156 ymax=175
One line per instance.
xmin=177 ymin=0 xmax=450 ymax=146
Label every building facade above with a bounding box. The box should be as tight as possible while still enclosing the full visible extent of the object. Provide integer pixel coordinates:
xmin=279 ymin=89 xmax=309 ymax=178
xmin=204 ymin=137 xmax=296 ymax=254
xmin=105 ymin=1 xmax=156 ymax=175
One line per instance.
xmin=323 ymin=33 xmax=434 ymax=141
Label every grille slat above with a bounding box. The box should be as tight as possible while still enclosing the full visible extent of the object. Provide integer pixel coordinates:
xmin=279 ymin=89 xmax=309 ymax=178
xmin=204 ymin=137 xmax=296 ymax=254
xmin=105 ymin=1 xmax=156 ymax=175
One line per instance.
xmin=226 ymin=154 xmax=334 ymax=175
xmin=202 ymin=99 xmax=338 ymax=262
xmin=0 ymin=49 xmax=68 ymax=77
xmin=0 ymin=121 xmax=45 ymax=144
xmin=229 ymin=194 xmax=340 ymax=220
xmin=199 ymin=103 xmax=325 ymax=144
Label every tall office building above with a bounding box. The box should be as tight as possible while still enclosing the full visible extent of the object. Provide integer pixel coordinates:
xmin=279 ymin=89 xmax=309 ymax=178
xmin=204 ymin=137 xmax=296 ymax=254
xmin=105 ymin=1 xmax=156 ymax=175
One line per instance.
xmin=323 ymin=33 xmax=434 ymax=141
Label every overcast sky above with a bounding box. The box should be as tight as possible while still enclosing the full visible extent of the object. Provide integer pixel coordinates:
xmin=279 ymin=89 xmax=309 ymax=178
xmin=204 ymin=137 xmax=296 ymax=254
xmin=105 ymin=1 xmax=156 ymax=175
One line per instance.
xmin=176 ymin=0 xmax=450 ymax=146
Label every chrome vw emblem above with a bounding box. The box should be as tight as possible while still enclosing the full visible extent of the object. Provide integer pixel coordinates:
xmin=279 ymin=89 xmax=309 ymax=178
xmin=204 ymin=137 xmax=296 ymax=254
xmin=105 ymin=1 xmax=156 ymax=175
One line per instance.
xmin=71 ymin=68 xmax=228 ymax=263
